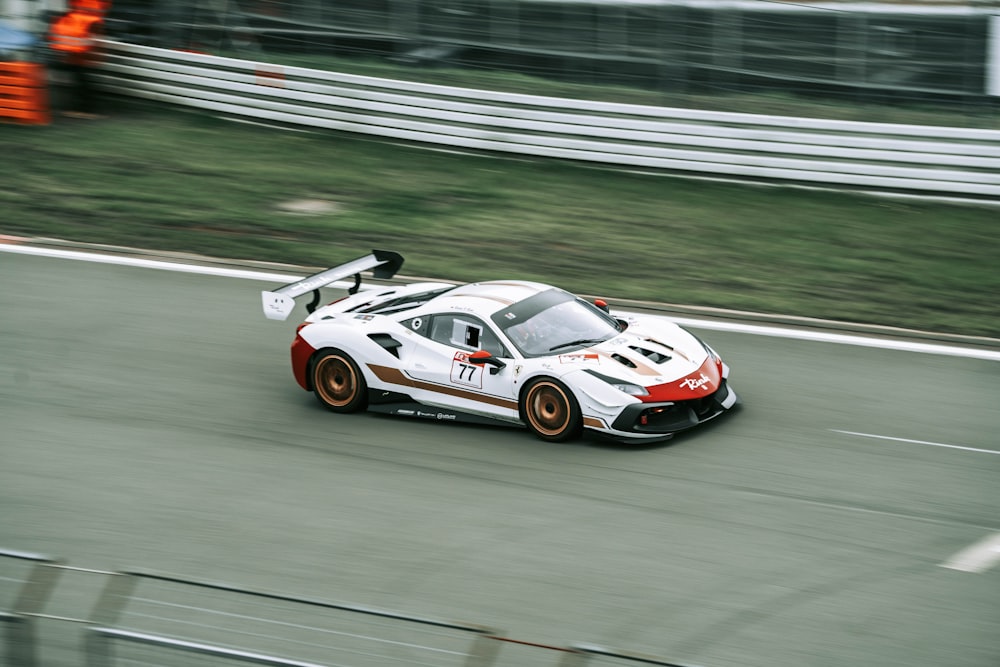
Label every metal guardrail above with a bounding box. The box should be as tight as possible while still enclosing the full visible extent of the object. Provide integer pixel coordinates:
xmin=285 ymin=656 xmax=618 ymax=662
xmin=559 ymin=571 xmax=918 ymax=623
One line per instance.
xmin=84 ymin=569 xmax=504 ymax=667
xmin=0 ymin=548 xmax=63 ymax=667
xmin=566 ymin=644 xmax=695 ymax=667
xmin=1 ymin=548 xmax=705 ymax=667
xmin=90 ymin=628 xmax=339 ymax=667
xmin=93 ymin=40 xmax=1000 ymax=198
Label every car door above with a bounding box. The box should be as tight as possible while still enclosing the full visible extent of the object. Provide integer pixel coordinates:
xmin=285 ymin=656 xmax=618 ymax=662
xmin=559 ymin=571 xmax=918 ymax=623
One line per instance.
xmin=399 ymin=312 xmax=519 ymax=421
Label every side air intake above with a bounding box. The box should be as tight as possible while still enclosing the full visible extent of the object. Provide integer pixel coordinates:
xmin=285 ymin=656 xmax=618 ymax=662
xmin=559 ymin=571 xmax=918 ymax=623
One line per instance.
xmin=368 ymin=333 xmax=402 ymax=358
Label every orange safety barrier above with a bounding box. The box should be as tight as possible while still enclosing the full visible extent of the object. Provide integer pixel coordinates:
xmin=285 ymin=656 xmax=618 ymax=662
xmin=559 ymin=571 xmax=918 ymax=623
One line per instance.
xmin=0 ymin=62 xmax=50 ymax=125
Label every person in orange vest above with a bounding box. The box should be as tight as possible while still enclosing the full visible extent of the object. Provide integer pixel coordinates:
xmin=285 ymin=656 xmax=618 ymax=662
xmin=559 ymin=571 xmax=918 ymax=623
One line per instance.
xmin=48 ymin=0 xmax=111 ymax=118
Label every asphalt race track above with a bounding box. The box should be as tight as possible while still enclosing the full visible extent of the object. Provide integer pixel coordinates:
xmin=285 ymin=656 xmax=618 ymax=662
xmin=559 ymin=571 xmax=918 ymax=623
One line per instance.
xmin=1 ymin=248 xmax=998 ymax=667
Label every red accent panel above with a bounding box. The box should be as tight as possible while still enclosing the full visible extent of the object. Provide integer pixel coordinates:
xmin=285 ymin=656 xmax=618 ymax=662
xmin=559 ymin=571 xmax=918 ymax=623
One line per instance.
xmin=290 ymin=334 xmax=316 ymax=390
xmin=640 ymin=357 xmax=720 ymax=403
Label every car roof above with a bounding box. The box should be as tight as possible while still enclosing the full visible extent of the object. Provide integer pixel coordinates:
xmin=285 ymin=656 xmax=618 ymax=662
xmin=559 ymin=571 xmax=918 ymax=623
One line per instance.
xmin=429 ymin=280 xmax=556 ymax=315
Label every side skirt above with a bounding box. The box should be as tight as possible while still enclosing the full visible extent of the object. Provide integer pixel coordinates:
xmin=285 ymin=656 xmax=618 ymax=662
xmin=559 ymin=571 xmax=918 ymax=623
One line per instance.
xmin=366 ymin=390 xmax=522 ymax=428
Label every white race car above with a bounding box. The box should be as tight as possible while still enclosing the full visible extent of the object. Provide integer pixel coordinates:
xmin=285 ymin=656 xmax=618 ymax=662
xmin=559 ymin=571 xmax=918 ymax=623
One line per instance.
xmin=262 ymin=250 xmax=738 ymax=443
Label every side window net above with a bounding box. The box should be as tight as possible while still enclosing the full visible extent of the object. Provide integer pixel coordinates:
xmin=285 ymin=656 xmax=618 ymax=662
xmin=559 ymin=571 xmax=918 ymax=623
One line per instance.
xmin=428 ymin=316 xmax=482 ymax=350
xmin=427 ymin=315 xmax=507 ymax=357
xmin=456 ymin=320 xmax=480 ymax=348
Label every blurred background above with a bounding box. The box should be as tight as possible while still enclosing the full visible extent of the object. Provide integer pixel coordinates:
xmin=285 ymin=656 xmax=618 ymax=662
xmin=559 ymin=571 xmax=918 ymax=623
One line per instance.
xmin=4 ymin=0 xmax=1000 ymax=115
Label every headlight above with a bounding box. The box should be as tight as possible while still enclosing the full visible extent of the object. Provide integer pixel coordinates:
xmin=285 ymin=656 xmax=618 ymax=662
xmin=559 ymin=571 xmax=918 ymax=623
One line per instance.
xmin=611 ymin=382 xmax=649 ymax=396
xmin=585 ymin=370 xmax=649 ymax=396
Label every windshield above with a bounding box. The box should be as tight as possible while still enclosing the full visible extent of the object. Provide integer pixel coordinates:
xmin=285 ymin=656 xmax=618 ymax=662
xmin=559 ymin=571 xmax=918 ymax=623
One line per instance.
xmin=493 ymin=289 xmax=621 ymax=358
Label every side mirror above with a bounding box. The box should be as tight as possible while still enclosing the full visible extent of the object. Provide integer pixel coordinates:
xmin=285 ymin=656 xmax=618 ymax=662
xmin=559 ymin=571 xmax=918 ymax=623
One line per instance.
xmin=470 ymin=349 xmax=506 ymax=374
xmin=594 ymin=298 xmax=610 ymax=313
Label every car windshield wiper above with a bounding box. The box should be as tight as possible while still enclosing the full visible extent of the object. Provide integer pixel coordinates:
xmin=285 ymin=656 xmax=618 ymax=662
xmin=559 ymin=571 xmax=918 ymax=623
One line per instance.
xmin=548 ymin=337 xmax=608 ymax=352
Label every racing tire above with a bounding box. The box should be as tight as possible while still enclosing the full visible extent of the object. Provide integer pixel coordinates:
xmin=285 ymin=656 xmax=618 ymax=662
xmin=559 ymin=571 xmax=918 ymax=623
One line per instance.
xmin=520 ymin=378 xmax=583 ymax=442
xmin=311 ymin=349 xmax=368 ymax=413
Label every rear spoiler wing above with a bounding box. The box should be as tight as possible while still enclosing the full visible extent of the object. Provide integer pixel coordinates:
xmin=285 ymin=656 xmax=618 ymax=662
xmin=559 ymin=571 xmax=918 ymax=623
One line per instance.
xmin=262 ymin=250 xmax=404 ymax=321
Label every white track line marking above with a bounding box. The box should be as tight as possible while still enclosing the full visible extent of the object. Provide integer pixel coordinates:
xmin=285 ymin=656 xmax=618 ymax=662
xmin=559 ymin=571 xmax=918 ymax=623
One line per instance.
xmin=0 ymin=243 xmax=302 ymax=282
xmin=665 ymin=316 xmax=1000 ymax=361
xmin=940 ymin=533 xmax=1000 ymax=573
xmin=832 ymin=430 xmax=1000 ymax=455
xmin=3 ymin=243 xmax=1000 ymax=361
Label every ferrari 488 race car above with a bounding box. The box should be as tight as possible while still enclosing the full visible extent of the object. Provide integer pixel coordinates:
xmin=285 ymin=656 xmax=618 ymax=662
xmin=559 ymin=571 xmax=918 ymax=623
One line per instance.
xmin=262 ymin=250 xmax=738 ymax=443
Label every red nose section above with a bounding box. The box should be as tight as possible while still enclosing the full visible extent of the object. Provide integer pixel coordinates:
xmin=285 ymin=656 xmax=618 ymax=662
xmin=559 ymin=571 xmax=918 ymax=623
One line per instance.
xmin=640 ymin=356 xmax=721 ymax=403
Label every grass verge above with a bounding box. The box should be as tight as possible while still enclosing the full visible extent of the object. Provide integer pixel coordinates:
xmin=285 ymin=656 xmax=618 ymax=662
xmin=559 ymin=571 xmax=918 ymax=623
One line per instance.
xmin=2 ymin=100 xmax=998 ymax=338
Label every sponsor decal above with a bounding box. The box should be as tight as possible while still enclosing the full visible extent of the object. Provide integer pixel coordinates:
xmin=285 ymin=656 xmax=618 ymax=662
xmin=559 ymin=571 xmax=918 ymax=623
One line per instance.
xmin=679 ymin=373 xmax=712 ymax=391
xmin=264 ymin=299 xmax=285 ymax=317
xmin=395 ymin=409 xmax=415 ymax=416
xmin=411 ymin=317 xmax=422 ymax=330
xmin=559 ymin=353 xmax=599 ymax=364
xmin=354 ymin=314 xmax=374 ymax=321
xmin=417 ymin=411 xmax=457 ymax=420
xmin=290 ymin=280 xmax=318 ymax=292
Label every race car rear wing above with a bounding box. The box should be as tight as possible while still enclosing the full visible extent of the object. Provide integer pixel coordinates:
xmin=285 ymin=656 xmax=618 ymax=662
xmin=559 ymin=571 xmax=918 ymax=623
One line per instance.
xmin=262 ymin=250 xmax=404 ymax=321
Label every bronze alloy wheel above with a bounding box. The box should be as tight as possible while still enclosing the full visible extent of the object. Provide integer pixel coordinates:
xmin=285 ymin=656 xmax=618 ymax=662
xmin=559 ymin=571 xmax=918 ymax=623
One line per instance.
xmin=521 ymin=378 xmax=582 ymax=442
xmin=312 ymin=349 xmax=367 ymax=413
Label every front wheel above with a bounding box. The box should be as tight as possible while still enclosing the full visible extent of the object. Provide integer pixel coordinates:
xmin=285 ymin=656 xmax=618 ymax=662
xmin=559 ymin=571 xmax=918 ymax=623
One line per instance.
xmin=311 ymin=349 xmax=368 ymax=413
xmin=520 ymin=378 xmax=582 ymax=442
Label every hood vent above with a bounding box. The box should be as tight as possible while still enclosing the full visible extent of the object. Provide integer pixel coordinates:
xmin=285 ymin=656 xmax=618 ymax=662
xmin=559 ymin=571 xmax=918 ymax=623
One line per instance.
xmin=629 ymin=345 xmax=671 ymax=364
xmin=611 ymin=353 xmax=637 ymax=368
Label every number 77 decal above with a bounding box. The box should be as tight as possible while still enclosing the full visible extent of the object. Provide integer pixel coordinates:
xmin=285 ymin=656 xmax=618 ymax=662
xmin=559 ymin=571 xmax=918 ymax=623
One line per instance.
xmin=451 ymin=351 xmax=484 ymax=388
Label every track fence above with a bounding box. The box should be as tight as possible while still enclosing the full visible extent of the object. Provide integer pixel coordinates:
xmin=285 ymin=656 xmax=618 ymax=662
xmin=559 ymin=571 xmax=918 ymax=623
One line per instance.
xmin=93 ymin=1 xmax=1000 ymax=109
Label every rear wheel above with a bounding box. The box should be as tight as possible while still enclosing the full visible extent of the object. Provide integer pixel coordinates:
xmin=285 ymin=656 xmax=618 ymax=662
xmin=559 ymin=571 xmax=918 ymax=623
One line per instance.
xmin=311 ymin=349 xmax=367 ymax=413
xmin=520 ymin=378 xmax=582 ymax=442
